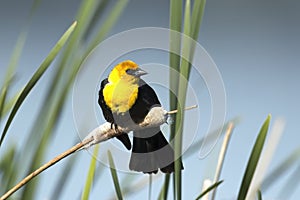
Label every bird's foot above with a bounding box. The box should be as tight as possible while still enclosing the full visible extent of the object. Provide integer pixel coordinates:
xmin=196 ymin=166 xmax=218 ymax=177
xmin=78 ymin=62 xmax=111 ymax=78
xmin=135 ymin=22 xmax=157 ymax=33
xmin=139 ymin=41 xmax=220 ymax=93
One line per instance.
xmin=111 ymin=123 xmax=121 ymax=133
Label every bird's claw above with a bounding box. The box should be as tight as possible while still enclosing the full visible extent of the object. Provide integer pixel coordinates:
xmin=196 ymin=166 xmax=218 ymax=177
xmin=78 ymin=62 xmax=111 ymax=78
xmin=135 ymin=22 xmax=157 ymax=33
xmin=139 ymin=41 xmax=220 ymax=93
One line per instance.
xmin=111 ymin=123 xmax=121 ymax=133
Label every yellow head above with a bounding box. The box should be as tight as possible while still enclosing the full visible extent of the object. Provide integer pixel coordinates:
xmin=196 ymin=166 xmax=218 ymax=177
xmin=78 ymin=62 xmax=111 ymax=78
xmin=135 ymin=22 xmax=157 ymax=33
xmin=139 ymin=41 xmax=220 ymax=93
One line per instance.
xmin=108 ymin=60 xmax=147 ymax=84
xmin=104 ymin=60 xmax=147 ymax=113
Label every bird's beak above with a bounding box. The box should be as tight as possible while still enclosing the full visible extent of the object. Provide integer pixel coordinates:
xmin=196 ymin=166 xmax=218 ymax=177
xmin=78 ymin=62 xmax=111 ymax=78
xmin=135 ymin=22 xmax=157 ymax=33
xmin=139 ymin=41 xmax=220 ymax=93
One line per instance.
xmin=126 ymin=68 xmax=148 ymax=77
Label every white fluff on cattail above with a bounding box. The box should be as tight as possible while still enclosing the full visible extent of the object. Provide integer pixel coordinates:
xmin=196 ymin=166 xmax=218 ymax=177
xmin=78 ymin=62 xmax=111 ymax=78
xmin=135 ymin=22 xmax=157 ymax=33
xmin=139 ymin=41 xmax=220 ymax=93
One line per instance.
xmin=81 ymin=106 xmax=168 ymax=149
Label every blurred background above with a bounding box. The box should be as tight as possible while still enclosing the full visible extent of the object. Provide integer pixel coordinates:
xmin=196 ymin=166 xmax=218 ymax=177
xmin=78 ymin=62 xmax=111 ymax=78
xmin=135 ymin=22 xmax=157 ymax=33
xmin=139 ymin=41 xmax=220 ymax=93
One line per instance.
xmin=0 ymin=0 xmax=300 ymax=199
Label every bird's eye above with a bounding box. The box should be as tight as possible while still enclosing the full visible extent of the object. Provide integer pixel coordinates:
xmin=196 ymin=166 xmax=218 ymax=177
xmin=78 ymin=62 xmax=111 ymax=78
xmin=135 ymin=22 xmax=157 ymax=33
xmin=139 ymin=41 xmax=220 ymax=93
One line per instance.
xmin=126 ymin=69 xmax=135 ymax=75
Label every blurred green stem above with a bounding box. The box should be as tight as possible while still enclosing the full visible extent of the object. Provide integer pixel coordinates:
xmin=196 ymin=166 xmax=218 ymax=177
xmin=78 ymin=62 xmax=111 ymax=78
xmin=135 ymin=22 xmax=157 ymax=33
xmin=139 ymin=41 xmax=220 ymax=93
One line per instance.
xmin=82 ymin=145 xmax=100 ymax=200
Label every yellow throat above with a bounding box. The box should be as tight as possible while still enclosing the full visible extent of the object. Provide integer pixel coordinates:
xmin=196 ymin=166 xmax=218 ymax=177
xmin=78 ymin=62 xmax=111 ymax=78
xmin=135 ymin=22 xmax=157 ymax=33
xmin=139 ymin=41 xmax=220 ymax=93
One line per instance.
xmin=103 ymin=61 xmax=139 ymax=113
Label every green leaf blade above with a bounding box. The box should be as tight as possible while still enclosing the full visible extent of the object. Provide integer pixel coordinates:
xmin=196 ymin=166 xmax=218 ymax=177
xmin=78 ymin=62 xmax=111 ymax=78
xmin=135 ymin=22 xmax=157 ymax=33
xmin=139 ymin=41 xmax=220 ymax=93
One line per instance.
xmin=87 ymin=0 xmax=129 ymax=53
xmin=257 ymin=190 xmax=263 ymax=200
xmin=0 ymin=85 xmax=8 ymax=120
xmin=81 ymin=145 xmax=100 ymax=200
xmin=107 ymin=150 xmax=123 ymax=200
xmin=237 ymin=115 xmax=271 ymax=200
xmin=0 ymin=21 xmax=77 ymax=147
xmin=195 ymin=180 xmax=223 ymax=200
xmin=191 ymin=0 xmax=206 ymax=41
xmin=169 ymin=0 xmax=182 ymax=130
xmin=165 ymin=1 xmax=183 ymax=199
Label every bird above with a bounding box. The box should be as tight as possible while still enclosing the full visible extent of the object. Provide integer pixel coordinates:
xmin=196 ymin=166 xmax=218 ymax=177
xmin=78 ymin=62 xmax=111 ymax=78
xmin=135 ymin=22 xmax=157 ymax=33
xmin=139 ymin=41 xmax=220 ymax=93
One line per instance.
xmin=98 ymin=60 xmax=183 ymax=174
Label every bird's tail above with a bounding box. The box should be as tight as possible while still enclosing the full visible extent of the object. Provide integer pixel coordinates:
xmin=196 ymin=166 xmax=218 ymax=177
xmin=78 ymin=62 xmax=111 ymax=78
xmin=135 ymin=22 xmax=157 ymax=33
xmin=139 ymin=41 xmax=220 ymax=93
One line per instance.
xmin=129 ymin=127 xmax=183 ymax=174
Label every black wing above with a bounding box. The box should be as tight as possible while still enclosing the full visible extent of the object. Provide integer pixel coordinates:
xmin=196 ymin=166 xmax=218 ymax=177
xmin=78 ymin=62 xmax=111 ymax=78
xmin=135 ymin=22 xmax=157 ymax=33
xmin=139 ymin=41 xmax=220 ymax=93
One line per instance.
xmin=129 ymin=79 xmax=161 ymax=124
xmin=98 ymin=78 xmax=114 ymax=123
xmin=129 ymin=79 xmax=183 ymax=173
xmin=98 ymin=78 xmax=131 ymax=150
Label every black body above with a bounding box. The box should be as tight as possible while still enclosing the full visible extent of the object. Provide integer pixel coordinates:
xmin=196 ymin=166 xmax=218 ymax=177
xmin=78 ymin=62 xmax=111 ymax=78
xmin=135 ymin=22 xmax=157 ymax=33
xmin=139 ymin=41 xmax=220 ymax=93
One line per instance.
xmin=98 ymin=78 xmax=183 ymax=173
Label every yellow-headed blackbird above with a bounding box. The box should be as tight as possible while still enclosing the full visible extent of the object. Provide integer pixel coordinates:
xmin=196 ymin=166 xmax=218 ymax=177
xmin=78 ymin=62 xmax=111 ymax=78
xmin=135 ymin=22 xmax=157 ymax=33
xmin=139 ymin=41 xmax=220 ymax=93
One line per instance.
xmin=98 ymin=60 xmax=183 ymax=173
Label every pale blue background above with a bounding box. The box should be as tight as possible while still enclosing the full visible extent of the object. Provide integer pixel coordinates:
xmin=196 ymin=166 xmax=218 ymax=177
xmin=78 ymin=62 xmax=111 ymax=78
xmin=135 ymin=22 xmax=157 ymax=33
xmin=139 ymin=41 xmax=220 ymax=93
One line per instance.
xmin=1 ymin=0 xmax=300 ymax=199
